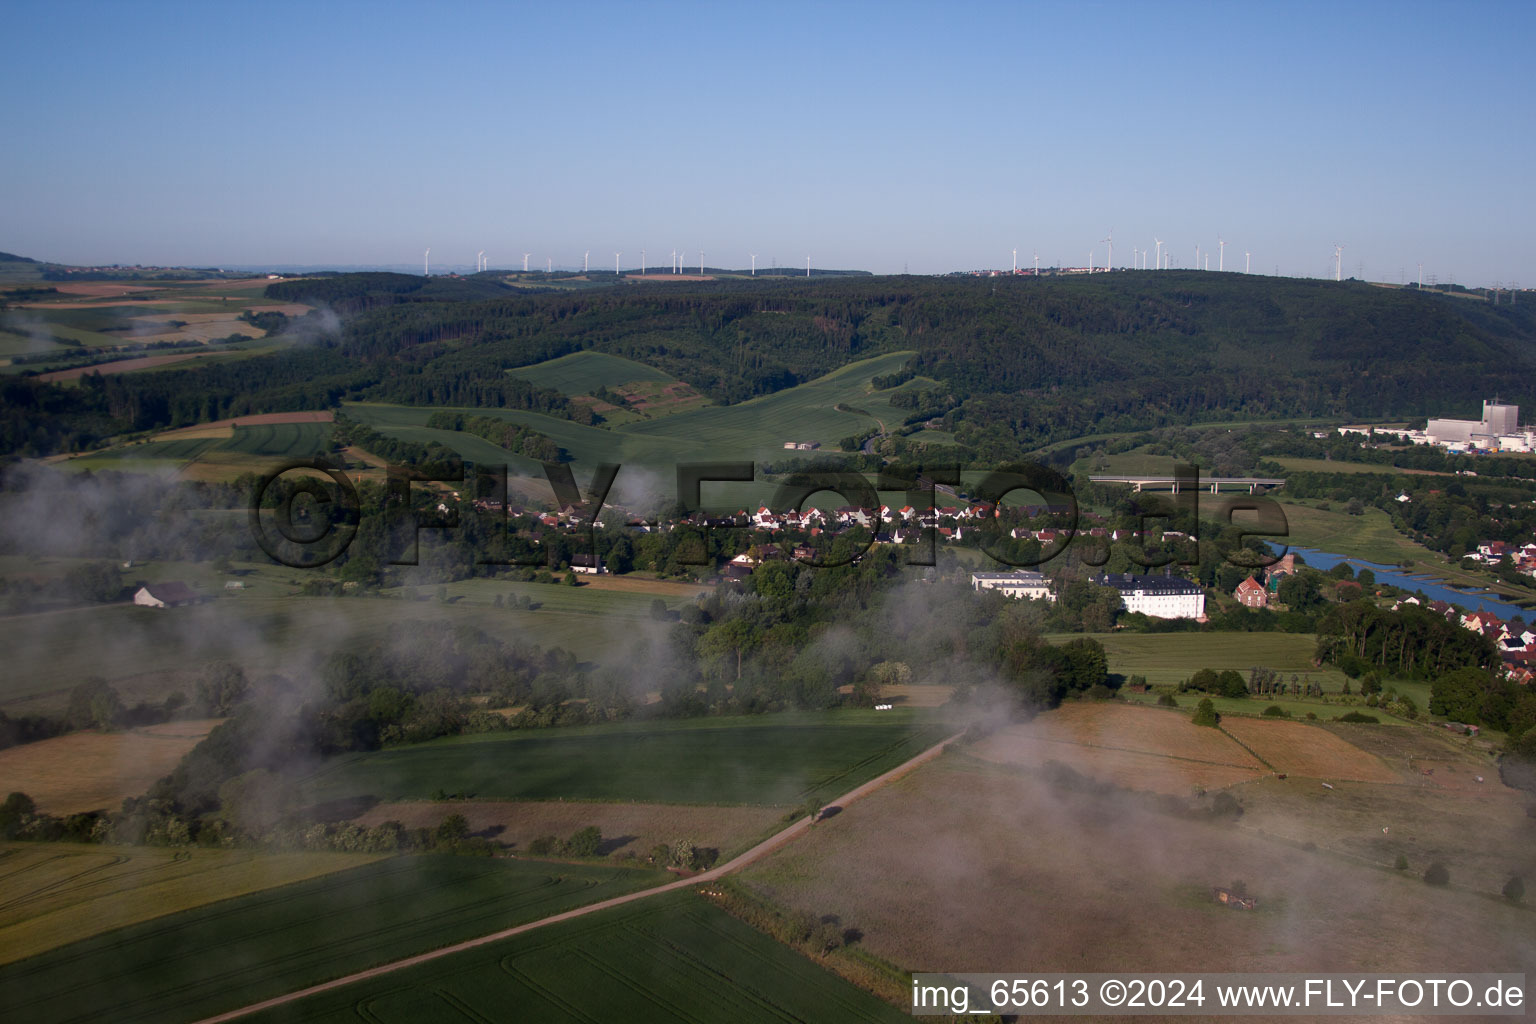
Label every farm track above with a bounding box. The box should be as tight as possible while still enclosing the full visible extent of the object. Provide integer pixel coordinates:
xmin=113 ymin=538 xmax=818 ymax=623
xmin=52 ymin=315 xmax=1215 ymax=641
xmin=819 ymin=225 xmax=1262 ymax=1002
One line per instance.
xmin=191 ymin=730 xmax=963 ymax=1024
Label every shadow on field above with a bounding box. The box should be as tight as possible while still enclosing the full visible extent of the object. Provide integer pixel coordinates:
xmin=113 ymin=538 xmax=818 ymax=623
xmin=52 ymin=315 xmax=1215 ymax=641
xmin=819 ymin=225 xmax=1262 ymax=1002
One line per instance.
xmin=598 ymin=834 xmax=638 ymax=856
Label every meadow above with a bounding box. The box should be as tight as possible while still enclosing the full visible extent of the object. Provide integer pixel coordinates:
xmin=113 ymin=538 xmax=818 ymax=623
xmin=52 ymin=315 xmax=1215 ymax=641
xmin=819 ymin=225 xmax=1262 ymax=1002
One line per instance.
xmin=511 ymin=349 xmax=676 ymax=394
xmin=0 ymin=855 xmax=664 ymax=1024
xmin=0 ymin=565 xmax=699 ymax=710
xmin=0 ymin=843 xmax=379 ymax=966
xmin=238 ymin=890 xmax=908 ymax=1024
xmin=1045 ymin=631 xmax=1349 ymax=691
xmin=299 ymin=710 xmax=949 ymax=809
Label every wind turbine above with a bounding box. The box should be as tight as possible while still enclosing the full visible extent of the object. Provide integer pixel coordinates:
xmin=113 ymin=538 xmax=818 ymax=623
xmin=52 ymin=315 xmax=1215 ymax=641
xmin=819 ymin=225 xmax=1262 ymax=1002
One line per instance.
xmin=424 ymin=248 xmax=430 ymax=276
xmin=477 ymin=250 xmax=485 ymax=273
xmin=1195 ymin=244 xmax=1200 ymax=269
xmin=522 ymin=253 xmax=530 ymax=272
xmin=583 ymin=251 xmax=589 ymax=273
xmin=750 ymin=253 xmax=757 ymax=275
xmin=641 ymin=249 xmax=646 ymax=275
xmin=1244 ymin=251 xmax=1251 ymax=274
xmin=1033 ymin=252 xmax=1039 ymax=275
xmin=1417 ymin=263 xmax=1423 ymax=288
xmin=1334 ymin=244 xmax=1345 ymax=282
xmin=1102 ymin=231 xmax=1113 ymax=271
xmin=1012 ymin=248 xmax=1018 ymax=274
xmin=1218 ymin=237 xmax=1226 ymax=272
xmin=615 ymin=251 xmax=622 ymax=274
xmin=699 ymin=250 xmax=704 ymax=275
xmin=546 ymin=257 xmax=552 ymax=273
xmin=1154 ymin=238 xmax=1163 ymax=269
xmin=1087 ymin=249 xmax=1094 ymax=273
xmin=1132 ymin=247 xmax=1140 ymax=270
xmin=806 ymin=255 xmax=811 ymax=278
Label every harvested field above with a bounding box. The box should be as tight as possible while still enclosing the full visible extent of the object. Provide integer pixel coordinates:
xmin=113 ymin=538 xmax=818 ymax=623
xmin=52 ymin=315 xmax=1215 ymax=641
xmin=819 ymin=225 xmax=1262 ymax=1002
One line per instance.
xmin=741 ymin=755 xmax=1536 ymax=977
xmin=968 ymin=703 xmax=1267 ymax=795
xmin=38 ymin=353 xmax=208 ymax=381
xmin=352 ymin=800 xmax=785 ymax=860
xmin=1233 ymin=773 xmax=1536 ymax=886
xmin=1220 ymin=717 xmax=1399 ymax=783
xmin=0 ymin=843 xmax=378 ymax=964
xmin=574 ymin=573 xmax=712 ymax=598
xmin=618 ymin=379 xmax=709 ymax=413
xmin=153 ymin=409 xmax=333 ymax=438
xmin=0 ymin=720 xmax=223 ymax=814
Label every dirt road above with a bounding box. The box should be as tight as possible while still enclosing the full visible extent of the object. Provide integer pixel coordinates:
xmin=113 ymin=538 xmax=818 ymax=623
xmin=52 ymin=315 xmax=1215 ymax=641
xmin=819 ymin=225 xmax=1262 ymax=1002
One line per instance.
xmin=191 ymin=730 xmax=962 ymax=1023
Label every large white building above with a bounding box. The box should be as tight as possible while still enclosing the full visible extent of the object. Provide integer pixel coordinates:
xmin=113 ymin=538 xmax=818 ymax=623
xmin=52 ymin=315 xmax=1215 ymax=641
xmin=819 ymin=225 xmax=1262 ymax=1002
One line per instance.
xmin=1425 ymin=400 xmax=1520 ymax=448
xmin=1091 ymin=573 xmax=1206 ymax=619
xmin=971 ymin=570 xmax=1055 ymax=602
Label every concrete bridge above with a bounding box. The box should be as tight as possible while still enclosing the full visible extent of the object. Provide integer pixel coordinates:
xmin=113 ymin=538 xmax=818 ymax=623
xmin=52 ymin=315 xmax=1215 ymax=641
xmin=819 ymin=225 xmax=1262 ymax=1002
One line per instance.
xmin=1089 ymin=474 xmax=1285 ymax=495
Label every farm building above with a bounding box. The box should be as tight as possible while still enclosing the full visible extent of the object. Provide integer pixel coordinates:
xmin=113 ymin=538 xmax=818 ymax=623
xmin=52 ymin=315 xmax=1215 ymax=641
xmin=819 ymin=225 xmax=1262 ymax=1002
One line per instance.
xmin=1234 ymin=576 xmax=1268 ymax=608
xmin=971 ymin=571 xmax=1055 ymax=602
xmin=1092 ymin=573 xmax=1206 ymax=619
xmin=132 ymin=581 xmax=204 ymax=608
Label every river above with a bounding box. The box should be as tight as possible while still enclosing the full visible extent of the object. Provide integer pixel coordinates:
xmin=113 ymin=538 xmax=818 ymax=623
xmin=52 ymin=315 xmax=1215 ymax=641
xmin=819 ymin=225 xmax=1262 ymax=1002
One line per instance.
xmin=1285 ymin=546 xmax=1528 ymax=621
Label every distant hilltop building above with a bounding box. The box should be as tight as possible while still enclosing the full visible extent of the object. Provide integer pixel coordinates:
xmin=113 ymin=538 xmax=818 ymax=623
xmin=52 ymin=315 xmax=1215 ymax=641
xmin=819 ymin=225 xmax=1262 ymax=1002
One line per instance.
xmin=1091 ymin=573 xmax=1206 ymax=619
xmin=1425 ymin=399 xmax=1522 ymax=449
xmin=971 ymin=570 xmax=1055 ymax=602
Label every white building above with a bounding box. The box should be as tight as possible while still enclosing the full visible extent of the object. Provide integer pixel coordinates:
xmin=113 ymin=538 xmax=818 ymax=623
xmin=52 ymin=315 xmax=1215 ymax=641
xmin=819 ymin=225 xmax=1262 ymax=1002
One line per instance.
xmin=1092 ymin=573 xmax=1206 ymax=619
xmin=1425 ymin=399 xmax=1520 ymax=448
xmin=971 ymin=570 xmax=1055 ymax=602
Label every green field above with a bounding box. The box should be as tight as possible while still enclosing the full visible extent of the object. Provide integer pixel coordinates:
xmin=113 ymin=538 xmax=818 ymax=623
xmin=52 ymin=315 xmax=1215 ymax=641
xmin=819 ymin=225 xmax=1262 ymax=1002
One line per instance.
xmin=1046 ymin=631 xmax=1349 ymax=691
xmin=511 ymin=350 xmax=677 ymax=394
xmin=240 ymin=889 xmax=907 ymax=1024
xmin=1270 ymin=456 xmax=1447 ymax=476
xmin=0 ymin=855 xmax=664 ymax=1024
xmin=223 ymin=421 xmax=333 ymax=457
xmin=300 ymin=710 xmax=947 ymax=808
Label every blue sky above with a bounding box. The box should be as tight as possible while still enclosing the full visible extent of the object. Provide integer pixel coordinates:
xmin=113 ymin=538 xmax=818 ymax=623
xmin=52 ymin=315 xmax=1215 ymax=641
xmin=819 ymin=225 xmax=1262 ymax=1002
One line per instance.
xmin=2 ymin=0 xmax=1531 ymax=283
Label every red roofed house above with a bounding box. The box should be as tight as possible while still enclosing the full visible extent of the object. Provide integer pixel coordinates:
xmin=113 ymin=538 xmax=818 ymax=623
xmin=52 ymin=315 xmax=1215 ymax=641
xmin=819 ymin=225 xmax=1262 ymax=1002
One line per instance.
xmin=1234 ymin=576 xmax=1269 ymax=608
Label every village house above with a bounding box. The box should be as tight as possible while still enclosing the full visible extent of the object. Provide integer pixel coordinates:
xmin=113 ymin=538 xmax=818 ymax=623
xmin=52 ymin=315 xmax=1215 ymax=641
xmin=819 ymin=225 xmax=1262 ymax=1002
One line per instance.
xmin=1234 ymin=576 xmax=1269 ymax=608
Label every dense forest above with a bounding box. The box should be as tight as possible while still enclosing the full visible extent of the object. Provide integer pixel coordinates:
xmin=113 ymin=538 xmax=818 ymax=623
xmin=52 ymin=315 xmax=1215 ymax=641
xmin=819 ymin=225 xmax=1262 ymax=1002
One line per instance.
xmin=6 ymin=272 xmax=1534 ymax=459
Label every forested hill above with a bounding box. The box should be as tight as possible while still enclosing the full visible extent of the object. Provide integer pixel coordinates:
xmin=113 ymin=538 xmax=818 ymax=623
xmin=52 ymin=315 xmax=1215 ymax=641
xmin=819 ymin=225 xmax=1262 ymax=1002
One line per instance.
xmin=6 ymin=271 xmax=1534 ymax=457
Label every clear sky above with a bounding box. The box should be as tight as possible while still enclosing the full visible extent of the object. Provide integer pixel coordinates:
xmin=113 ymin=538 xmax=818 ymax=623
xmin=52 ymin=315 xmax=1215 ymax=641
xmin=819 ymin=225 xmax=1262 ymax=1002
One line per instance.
xmin=2 ymin=0 xmax=1531 ymax=283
